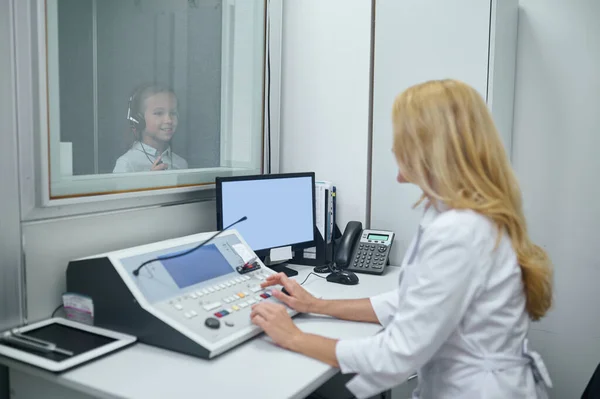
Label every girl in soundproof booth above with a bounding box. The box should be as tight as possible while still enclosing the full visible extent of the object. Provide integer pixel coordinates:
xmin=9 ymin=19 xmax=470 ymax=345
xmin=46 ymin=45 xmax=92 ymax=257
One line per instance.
xmin=250 ymin=80 xmax=554 ymax=398
xmin=113 ymin=83 xmax=188 ymax=173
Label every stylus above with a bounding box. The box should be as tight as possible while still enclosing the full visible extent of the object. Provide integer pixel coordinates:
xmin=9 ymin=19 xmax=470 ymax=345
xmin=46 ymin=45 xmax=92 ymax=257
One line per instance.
xmin=2 ymin=333 xmax=74 ymax=357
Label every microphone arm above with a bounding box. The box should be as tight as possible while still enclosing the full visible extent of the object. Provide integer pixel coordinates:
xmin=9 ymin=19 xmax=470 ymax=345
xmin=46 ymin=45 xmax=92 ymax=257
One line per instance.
xmin=132 ymin=216 xmax=248 ymax=276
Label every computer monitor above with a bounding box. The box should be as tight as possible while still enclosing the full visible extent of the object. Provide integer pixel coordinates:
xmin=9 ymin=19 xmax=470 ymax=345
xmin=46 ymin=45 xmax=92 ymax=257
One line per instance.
xmin=215 ymin=172 xmax=316 ymax=277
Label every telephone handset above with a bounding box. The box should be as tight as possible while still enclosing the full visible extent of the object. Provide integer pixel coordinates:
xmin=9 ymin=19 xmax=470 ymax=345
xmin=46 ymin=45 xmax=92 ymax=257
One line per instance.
xmin=335 ymin=221 xmax=363 ymax=267
xmin=335 ymin=221 xmax=395 ymax=275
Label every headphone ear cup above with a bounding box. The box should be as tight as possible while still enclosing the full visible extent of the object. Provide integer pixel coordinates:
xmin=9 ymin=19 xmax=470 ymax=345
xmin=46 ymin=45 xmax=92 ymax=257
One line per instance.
xmin=134 ymin=112 xmax=146 ymax=132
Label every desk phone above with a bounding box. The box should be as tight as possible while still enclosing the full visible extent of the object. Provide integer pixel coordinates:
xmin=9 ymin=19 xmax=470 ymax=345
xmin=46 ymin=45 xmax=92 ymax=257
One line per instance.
xmin=335 ymin=221 xmax=395 ymax=275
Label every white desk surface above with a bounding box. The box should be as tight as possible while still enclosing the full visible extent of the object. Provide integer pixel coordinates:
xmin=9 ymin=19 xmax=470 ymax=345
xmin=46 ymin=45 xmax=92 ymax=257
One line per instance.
xmin=3 ymin=265 xmax=401 ymax=399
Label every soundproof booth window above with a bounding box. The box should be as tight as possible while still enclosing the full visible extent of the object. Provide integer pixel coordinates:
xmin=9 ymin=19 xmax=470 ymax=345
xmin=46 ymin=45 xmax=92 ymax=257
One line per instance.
xmin=43 ymin=0 xmax=266 ymax=198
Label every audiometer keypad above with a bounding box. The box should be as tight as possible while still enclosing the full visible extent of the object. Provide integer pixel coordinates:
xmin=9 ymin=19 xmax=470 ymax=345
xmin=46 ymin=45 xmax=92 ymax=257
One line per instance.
xmin=157 ymin=269 xmax=290 ymax=338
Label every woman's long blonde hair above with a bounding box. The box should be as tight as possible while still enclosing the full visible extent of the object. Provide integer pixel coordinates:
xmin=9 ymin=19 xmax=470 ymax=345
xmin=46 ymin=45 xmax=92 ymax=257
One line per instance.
xmin=392 ymin=79 xmax=552 ymax=321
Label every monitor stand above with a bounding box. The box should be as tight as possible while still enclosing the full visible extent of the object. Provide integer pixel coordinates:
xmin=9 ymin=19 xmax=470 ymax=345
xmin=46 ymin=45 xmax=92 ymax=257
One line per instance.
xmin=267 ymin=263 xmax=299 ymax=277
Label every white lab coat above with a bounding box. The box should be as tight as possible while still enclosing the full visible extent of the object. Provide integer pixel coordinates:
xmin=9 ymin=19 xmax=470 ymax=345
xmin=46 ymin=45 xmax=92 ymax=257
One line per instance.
xmin=335 ymin=204 xmax=552 ymax=399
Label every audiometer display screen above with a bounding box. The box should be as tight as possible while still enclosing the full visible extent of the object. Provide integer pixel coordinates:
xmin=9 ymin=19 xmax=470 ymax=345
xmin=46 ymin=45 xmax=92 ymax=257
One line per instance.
xmin=118 ymin=236 xmax=244 ymax=304
xmin=160 ymin=245 xmax=232 ymax=289
xmin=367 ymin=234 xmax=389 ymax=241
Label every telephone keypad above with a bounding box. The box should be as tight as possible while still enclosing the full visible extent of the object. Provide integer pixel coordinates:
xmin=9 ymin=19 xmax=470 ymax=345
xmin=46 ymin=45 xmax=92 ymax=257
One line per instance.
xmin=348 ymin=234 xmax=394 ymax=275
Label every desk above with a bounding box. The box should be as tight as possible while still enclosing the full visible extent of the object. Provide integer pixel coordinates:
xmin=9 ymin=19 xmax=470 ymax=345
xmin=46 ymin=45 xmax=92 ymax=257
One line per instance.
xmin=4 ymin=265 xmax=402 ymax=399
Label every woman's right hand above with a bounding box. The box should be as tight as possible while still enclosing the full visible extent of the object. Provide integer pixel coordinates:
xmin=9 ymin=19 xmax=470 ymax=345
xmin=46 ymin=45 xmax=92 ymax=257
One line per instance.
xmin=261 ymin=273 xmax=319 ymax=314
xmin=151 ymin=156 xmax=168 ymax=171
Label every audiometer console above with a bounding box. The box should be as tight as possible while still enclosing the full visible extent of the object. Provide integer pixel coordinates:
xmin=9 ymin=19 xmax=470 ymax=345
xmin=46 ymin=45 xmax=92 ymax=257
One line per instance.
xmin=66 ymin=229 xmax=295 ymax=359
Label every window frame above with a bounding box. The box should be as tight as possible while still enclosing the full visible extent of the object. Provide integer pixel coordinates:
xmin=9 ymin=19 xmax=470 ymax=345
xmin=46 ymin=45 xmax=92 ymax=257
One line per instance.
xmin=14 ymin=0 xmax=282 ymax=221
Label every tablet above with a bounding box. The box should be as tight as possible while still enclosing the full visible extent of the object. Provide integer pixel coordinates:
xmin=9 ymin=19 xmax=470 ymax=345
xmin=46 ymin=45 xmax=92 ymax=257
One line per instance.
xmin=0 ymin=318 xmax=136 ymax=372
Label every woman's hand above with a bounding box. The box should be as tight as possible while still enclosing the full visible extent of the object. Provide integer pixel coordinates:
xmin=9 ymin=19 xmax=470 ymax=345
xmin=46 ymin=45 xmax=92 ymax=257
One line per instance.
xmin=261 ymin=273 xmax=319 ymax=313
xmin=250 ymin=302 xmax=303 ymax=350
xmin=151 ymin=156 xmax=168 ymax=171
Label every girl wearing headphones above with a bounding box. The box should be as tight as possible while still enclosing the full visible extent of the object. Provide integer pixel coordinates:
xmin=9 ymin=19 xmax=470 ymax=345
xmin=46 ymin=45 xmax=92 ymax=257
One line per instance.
xmin=251 ymin=80 xmax=554 ymax=398
xmin=113 ymin=83 xmax=188 ymax=173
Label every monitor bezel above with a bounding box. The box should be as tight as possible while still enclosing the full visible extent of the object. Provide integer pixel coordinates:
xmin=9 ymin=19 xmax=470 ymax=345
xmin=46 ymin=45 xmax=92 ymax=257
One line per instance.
xmin=215 ymin=172 xmax=317 ymax=259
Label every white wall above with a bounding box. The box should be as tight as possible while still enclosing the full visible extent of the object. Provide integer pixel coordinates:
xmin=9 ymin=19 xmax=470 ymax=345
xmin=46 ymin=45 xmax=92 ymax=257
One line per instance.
xmin=370 ymin=0 xmax=493 ymax=265
xmin=513 ymin=0 xmax=600 ymax=396
xmin=279 ymin=0 xmax=373 ymax=227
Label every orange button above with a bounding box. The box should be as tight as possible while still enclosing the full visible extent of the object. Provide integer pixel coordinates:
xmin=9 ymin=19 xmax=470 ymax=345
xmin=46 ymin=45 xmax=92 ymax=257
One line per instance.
xmin=237 ymin=293 xmax=246 ymax=298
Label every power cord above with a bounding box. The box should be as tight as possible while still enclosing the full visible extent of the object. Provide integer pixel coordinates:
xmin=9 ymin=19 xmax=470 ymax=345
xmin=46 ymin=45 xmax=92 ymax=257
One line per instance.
xmin=51 ymin=304 xmax=63 ymax=317
xmin=298 ymin=272 xmax=326 ymax=287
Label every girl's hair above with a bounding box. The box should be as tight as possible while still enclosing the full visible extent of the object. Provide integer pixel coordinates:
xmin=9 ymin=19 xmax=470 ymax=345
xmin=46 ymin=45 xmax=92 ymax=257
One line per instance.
xmin=392 ymin=79 xmax=553 ymax=321
xmin=130 ymin=82 xmax=177 ymax=118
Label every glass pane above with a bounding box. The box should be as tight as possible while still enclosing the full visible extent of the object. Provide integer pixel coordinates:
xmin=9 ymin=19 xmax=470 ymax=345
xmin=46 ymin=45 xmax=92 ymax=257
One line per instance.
xmin=45 ymin=0 xmax=265 ymax=199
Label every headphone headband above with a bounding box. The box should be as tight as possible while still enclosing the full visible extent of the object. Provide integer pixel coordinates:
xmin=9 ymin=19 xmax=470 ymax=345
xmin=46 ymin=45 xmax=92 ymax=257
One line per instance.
xmin=127 ymin=84 xmax=150 ymax=135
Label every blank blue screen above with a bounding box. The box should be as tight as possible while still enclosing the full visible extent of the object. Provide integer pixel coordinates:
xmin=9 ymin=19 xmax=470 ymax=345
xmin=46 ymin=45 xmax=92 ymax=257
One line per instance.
xmin=220 ymin=176 xmax=314 ymax=251
xmin=160 ymin=245 xmax=232 ymax=288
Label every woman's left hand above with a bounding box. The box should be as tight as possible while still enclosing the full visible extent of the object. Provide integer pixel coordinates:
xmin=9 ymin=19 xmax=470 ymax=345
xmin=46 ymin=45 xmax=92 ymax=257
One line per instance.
xmin=250 ymin=302 xmax=303 ymax=350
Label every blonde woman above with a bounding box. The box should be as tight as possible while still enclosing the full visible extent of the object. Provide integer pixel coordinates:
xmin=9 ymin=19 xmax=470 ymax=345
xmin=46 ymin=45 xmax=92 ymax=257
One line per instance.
xmin=251 ymin=80 xmax=554 ymax=398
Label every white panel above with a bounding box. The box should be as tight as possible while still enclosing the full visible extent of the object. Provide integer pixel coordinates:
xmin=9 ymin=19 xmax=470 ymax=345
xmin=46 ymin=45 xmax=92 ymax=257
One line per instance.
xmin=23 ymin=201 xmax=217 ymax=322
xmin=370 ymin=0 xmax=491 ymax=263
xmin=487 ymin=0 xmax=519 ymax=155
xmin=513 ymin=0 xmax=600 ymax=395
xmin=279 ymin=0 xmax=372 ymax=226
xmin=0 ymin=0 xmax=23 ymax=331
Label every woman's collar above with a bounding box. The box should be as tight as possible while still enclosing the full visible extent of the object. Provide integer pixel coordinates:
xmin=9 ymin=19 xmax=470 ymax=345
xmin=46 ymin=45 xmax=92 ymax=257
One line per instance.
xmin=421 ymin=199 xmax=450 ymax=228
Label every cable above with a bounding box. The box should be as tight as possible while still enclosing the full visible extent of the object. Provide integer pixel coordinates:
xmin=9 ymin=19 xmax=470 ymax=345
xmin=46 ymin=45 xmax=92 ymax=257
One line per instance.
xmin=132 ymin=216 xmax=247 ymax=276
xmin=313 ymin=263 xmax=333 ymax=274
xmin=313 ymin=236 xmax=338 ymax=274
xmin=51 ymin=304 xmax=63 ymax=318
xmin=299 ymin=272 xmax=326 ymax=287
xmin=133 ymin=231 xmax=220 ymax=276
xmin=136 ymin=144 xmax=172 ymax=169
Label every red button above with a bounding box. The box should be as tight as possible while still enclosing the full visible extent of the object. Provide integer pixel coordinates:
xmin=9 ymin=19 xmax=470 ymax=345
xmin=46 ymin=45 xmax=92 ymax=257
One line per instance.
xmin=215 ymin=312 xmax=223 ymax=318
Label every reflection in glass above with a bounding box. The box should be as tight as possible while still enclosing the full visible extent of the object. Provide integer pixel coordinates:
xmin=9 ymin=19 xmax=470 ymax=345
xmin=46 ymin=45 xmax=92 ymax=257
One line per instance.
xmin=45 ymin=0 xmax=265 ymax=198
xmin=116 ymin=83 xmax=188 ymax=173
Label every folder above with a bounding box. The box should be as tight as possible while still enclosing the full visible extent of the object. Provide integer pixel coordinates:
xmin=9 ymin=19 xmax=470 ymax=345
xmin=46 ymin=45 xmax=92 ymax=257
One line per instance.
xmin=302 ymin=180 xmax=336 ymax=262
